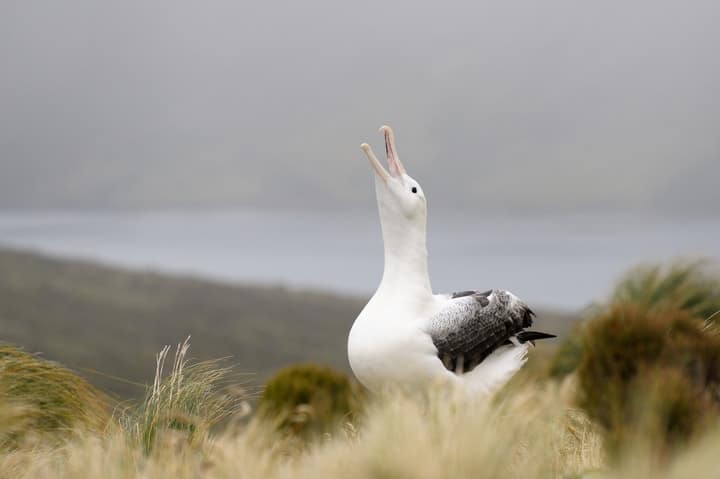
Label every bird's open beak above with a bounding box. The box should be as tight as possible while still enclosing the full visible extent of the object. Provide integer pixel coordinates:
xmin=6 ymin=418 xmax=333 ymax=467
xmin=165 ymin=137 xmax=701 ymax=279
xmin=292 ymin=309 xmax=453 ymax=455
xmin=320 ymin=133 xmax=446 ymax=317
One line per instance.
xmin=361 ymin=143 xmax=390 ymax=182
xmin=380 ymin=125 xmax=406 ymax=177
xmin=360 ymin=125 xmax=407 ymax=182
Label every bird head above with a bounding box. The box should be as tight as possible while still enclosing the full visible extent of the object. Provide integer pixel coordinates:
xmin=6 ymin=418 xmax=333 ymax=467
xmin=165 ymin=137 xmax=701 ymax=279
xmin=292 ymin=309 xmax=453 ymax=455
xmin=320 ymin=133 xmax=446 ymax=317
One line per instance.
xmin=361 ymin=126 xmax=427 ymax=224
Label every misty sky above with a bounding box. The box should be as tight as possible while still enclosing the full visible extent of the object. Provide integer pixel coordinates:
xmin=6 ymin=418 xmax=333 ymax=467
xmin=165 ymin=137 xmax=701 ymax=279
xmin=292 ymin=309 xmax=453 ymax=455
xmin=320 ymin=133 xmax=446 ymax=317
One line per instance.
xmin=1 ymin=0 xmax=719 ymax=215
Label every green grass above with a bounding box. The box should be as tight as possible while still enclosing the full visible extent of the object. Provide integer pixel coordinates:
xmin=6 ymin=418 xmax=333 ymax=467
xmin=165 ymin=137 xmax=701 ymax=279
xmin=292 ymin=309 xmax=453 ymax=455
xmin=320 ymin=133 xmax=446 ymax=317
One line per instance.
xmin=258 ymin=363 xmax=365 ymax=439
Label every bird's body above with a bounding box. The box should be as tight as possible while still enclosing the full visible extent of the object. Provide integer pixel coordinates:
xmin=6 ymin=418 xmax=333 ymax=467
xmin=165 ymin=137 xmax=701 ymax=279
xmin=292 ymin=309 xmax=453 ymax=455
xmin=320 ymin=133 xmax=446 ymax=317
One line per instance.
xmin=347 ymin=126 xmax=554 ymax=395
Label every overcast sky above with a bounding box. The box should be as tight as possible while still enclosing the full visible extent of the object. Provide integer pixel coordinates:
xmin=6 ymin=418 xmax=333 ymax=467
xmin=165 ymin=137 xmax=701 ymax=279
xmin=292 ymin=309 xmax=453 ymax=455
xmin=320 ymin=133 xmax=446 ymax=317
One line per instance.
xmin=1 ymin=0 xmax=718 ymax=215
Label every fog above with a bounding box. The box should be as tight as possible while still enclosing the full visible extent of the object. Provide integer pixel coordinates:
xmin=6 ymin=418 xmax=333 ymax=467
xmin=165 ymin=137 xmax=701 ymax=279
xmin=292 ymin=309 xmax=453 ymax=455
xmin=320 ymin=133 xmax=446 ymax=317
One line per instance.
xmin=1 ymin=0 xmax=719 ymax=215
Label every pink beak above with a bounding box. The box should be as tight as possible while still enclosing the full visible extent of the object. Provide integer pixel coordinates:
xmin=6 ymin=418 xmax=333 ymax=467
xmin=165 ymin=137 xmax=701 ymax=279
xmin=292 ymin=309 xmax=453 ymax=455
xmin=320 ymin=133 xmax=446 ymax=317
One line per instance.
xmin=380 ymin=125 xmax=407 ymax=177
xmin=360 ymin=125 xmax=407 ymax=182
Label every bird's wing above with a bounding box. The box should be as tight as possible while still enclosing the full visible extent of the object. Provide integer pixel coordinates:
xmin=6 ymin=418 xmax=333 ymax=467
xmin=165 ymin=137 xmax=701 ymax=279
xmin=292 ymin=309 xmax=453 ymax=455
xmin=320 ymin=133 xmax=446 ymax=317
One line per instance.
xmin=426 ymin=289 xmax=542 ymax=373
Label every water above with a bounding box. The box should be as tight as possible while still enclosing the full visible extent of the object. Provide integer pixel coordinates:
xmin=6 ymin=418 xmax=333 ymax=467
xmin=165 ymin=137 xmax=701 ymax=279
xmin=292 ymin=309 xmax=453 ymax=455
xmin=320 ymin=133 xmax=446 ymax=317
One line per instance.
xmin=0 ymin=210 xmax=718 ymax=309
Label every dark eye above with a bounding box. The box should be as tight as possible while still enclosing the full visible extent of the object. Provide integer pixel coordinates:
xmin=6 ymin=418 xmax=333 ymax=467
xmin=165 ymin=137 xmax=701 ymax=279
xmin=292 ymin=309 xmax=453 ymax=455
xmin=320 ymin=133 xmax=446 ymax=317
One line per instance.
xmin=411 ymin=187 xmax=418 ymax=194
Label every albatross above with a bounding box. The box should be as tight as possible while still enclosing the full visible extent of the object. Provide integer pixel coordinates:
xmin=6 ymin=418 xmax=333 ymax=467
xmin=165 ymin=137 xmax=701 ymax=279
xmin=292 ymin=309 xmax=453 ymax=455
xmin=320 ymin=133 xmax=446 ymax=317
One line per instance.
xmin=347 ymin=126 xmax=555 ymax=395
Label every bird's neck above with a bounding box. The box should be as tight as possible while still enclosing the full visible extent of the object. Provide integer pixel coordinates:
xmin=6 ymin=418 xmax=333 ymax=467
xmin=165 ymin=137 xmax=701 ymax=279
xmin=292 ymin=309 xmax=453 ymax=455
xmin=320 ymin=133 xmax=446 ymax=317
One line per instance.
xmin=377 ymin=213 xmax=432 ymax=299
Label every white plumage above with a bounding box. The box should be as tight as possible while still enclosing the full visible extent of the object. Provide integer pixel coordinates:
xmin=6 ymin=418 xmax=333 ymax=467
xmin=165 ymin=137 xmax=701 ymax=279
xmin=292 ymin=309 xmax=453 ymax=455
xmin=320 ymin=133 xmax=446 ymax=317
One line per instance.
xmin=347 ymin=126 xmax=554 ymax=395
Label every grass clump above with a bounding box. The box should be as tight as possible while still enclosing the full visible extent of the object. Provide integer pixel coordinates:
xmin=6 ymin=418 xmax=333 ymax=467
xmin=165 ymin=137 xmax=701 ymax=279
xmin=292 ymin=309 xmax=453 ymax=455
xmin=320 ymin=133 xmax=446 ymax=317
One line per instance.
xmin=549 ymin=260 xmax=720 ymax=378
xmin=292 ymin=384 xmax=601 ymax=479
xmin=258 ymin=363 xmax=364 ymax=439
xmin=0 ymin=343 xmax=109 ymax=449
xmin=117 ymin=337 xmax=249 ymax=453
xmin=576 ymin=304 xmax=720 ymax=458
xmin=610 ymin=261 xmax=720 ymax=322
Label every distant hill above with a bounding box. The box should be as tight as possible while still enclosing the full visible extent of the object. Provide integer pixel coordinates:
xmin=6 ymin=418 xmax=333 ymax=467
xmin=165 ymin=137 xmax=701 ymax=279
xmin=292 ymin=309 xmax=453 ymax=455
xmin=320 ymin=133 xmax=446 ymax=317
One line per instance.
xmin=0 ymin=248 xmax=579 ymax=399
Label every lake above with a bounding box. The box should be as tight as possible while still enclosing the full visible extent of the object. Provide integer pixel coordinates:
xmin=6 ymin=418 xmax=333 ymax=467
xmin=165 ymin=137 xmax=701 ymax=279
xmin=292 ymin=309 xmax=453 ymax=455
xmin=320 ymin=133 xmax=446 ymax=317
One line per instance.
xmin=0 ymin=210 xmax=718 ymax=309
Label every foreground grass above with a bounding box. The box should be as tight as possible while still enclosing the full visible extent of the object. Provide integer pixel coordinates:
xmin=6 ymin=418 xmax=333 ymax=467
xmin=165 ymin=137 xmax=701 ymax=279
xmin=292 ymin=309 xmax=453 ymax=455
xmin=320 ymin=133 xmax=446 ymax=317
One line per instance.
xmin=1 ymin=380 xmax=602 ymax=478
xmin=0 ymin=339 xmax=598 ymax=477
xmin=4 ymin=378 xmax=720 ymax=479
xmin=4 ymin=342 xmax=720 ymax=478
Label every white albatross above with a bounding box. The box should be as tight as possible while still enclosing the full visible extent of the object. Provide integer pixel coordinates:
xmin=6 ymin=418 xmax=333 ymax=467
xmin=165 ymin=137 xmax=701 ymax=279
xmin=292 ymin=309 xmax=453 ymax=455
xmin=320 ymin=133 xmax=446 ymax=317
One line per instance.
xmin=347 ymin=125 xmax=555 ymax=395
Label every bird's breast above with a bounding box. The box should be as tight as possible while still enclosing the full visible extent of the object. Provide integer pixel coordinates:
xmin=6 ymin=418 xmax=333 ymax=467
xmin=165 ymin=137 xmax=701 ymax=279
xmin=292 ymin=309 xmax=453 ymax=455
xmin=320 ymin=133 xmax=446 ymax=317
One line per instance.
xmin=348 ymin=306 xmax=441 ymax=391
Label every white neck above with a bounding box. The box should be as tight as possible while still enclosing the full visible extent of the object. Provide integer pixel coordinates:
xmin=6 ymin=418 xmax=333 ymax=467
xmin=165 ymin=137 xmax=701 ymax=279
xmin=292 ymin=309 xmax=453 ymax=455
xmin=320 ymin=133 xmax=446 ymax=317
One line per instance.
xmin=376 ymin=210 xmax=433 ymax=300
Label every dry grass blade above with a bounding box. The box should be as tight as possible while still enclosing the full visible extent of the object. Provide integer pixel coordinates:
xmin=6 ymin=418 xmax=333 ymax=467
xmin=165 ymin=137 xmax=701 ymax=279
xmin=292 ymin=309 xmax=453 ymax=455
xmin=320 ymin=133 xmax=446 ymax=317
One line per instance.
xmin=116 ymin=336 xmax=250 ymax=453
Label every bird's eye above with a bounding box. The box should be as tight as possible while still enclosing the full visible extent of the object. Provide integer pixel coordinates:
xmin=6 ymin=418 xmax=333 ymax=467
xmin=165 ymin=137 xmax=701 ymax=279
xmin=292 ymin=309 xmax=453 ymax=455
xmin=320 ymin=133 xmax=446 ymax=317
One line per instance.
xmin=411 ymin=187 xmax=418 ymax=194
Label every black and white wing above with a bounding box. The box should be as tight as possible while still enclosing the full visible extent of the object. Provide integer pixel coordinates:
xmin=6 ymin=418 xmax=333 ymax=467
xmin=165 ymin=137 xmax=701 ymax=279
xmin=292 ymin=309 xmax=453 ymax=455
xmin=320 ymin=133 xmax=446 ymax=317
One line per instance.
xmin=427 ymin=289 xmax=555 ymax=374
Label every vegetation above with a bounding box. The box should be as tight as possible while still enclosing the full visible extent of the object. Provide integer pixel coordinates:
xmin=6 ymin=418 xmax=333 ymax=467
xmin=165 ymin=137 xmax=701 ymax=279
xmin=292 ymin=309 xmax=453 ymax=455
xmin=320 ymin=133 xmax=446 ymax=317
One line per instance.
xmin=0 ymin=343 xmax=109 ymax=448
xmin=544 ymin=259 xmax=720 ymax=461
xmin=1 ymin=345 xmax=720 ymax=479
xmin=576 ymin=305 xmax=720 ymax=458
xmin=2 ymin=249 xmax=720 ymax=476
xmin=609 ymin=261 xmax=720 ymax=321
xmin=258 ymin=363 xmax=364 ymax=438
xmin=0 ymin=352 xmax=604 ymax=478
xmin=116 ymin=337 xmax=250 ymax=453
xmin=547 ymin=322 xmax=585 ymax=378
xmin=549 ymin=260 xmax=720 ymax=378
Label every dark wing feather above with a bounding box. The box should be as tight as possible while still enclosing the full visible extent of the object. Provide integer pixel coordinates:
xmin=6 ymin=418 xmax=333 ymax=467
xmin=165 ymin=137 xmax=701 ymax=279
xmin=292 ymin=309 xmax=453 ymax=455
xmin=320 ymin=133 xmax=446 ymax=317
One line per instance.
xmin=428 ymin=289 xmax=540 ymax=373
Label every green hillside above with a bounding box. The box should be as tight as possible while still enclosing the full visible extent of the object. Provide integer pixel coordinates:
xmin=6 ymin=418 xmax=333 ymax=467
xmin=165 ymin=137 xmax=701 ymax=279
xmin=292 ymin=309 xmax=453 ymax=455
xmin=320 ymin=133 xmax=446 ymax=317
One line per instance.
xmin=0 ymin=248 xmax=577 ymax=399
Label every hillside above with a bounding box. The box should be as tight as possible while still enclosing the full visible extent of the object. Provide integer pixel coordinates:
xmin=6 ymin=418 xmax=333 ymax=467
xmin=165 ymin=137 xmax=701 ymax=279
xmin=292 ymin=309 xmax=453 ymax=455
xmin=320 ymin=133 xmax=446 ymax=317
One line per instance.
xmin=0 ymin=248 xmax=578 ymax=398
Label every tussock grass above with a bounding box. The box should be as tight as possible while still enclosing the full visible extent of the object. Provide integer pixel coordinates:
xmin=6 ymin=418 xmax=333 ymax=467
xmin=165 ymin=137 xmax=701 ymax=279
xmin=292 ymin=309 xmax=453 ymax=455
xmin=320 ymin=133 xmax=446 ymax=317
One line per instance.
xmin=0 ymin=343 xmax=109 ymax=448
xmin=610 ymin=261 xmax=720 ymax=323
xmin=546 ymin=261 xmax=720 ymax=464
xmin=550 ymin=259 xmax=720 ymax=378
xmin=258 ymin=363 xmax=364 ymax=439
xmin=577 ymin=305 xmax=720 ymax=458
xmin=116 ymin=337 xmax=250 ymax=453
xmin=290 ymin=383 xmax=602 ymax=479
xmin=0 ymin=380 xmax=604 ymax=478
xmin=6 ymin=341 xmax=720 ymax=477
xmin=0 ymin=338 xmax=603 ymax=477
